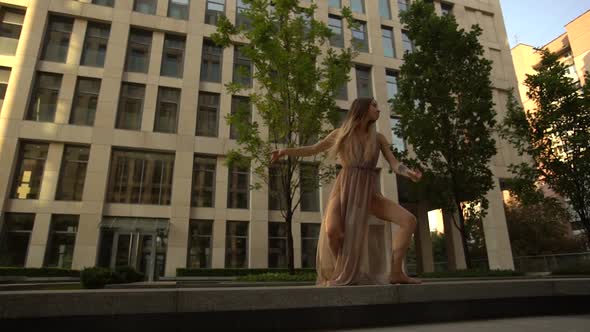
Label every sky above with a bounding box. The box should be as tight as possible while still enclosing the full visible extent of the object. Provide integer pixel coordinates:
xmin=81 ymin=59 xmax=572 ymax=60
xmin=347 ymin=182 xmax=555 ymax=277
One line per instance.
xmin=499 ymin=0 xmax=589 ymax=49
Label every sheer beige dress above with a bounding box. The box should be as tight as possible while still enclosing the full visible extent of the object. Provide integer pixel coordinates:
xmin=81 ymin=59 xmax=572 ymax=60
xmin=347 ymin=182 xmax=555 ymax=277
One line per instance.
xmin=316 ymin=132 xmax=393 ymax=286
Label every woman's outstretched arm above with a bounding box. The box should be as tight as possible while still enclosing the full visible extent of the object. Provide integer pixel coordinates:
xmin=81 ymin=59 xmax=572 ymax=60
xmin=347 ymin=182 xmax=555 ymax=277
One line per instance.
xmin=377 ymin=133 xmax=422 ymax=182
xmin=270 ymin=129 xmax=339 ymax=163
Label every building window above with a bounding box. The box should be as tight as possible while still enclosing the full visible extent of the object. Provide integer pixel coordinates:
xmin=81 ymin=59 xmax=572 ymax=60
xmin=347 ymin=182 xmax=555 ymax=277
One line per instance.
xmin=26 ymin=72 xmax=63 ymax=122
xmin=161 ymin=34 xmax=185 ymax=78
xmin=328 ymin=15 xmax=344 ymax=48
xmin=80 ymin=22 xmax=110 ymax=67
xmin=382 ymin=27 xmax=395 ymax=58
xmin=125 ymin=28 xmax=152 ymax=73
xmin=11 ymin=143 xmax=48 ymax=200
xmin=116 ymin=82 xmax=145 ymax=130
xmin=228 ymin=166 xmax=249 ymax=209
xmin=205 ymin=0 xmax=225 ymax=25
xmin=187 ymin=220 xmax=213 ymax=268
xmin=398 ymin=0 xmax=409 ymax=13
xmin=236 ymin=0 xmax=251 ymax=29
xmin=191 ymin=154 xmax=216 ymax=207
xmin=0 ymin=67 xmax=10 ymax=110
xmin=168 ymin=0 xmax=189 ymax=20
xmin=0 ymin=7 xmax=25 ymax=55
xmin=225 ymin=221 xmax=248 ymax=268
xmin=329 ymin=0 xmax=341 ymax=8
xmin=268 ymin=222 xmax=287 ymax=268
xmin=201 ymin=39 xmax=223 ymax=82
xmin=301 ymin=223 xmax=320 ymax=268
xmin=44 ymin=215 xmax=78 ymax=269
xmin=154 ymin=87 xmax=180 ymax=133
xmin=56 ymin=145 xmax=90 ymax=201
xmin=0 ymin=213 xmax=35 ymax=267
xmin=350 ymin=0 xmax=365 ymax=14
xmin=230 ymin=96 xmax=251 ymax=140
xmin=355 ymin=65 xmax=372 ymax=98
xmin=300 ymin=163 xmax=319 ymax=212
xmin=352 ymin=20 xmax=368 ymax=52
xmin=134 ymin=0 xmax=157 ymax=15
xmin=331 ymin=108 xmax=347 ymax=128
xmin=335 ymin=81 xmax=347 ymax=101
xmin=92 ymin=0 xmax=114 ymax=6
xmin=441 ymin=2 xmax=453 ymax=16
xmin=402 ymin=30 xmax=414 ymax=54
xmin=70 ymin=77 xmax=101 ymax=126
xmin=41 ymin=15 xmax=74 ymax=63
xmin=268 ymin=164 xmax=287 ymax=210
xmin=390 ymin=116 xmax=406 ymax=152
xmin=379 ymin=0 xmax=392 ymax=19
xmin=196 ymin=92 xmax=220 ymax=137
xmin=386 ymin=69 xmax=398 ymax=101
xmin=107 ymin=149 xmax=175 ymax=205
xmin=233 ymin=45 xmax=252 ymax=87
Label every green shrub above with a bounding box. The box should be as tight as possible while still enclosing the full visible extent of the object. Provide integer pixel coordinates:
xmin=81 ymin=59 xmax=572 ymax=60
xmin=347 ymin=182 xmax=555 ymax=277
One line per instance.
xmin=113 ymin=266 xmax=145 ymax=283
xmin=0 ymin=267 xmax=80 ymax=277
xmin=237 ymin=272 xmax=317 ymax=282
xmin=80 ymin=267 xmax=114 ymax=289
xmin=551 ymin=264 xmax=590 ymax=276
xmin=176 ymin=268 xmax=315 ymax=277
xmin=418 ymin=269 xmax=524 ymax=278
xmin=80 ymin=266 xmax=145 ymax=289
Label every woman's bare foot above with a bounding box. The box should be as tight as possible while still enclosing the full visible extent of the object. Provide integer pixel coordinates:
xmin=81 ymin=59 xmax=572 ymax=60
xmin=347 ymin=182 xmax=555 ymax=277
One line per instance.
xmin=389 ymin=273 xmax=422 ymax=285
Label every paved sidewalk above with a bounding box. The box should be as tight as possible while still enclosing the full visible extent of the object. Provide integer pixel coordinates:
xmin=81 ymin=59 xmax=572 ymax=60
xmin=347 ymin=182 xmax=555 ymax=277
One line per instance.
xmin=320 ymin=315 xmax=590 ymax=332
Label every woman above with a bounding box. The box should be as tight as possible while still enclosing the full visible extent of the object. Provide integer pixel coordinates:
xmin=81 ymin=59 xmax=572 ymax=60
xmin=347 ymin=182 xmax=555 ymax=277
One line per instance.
xmin=271 ymin=97 xmax=422 ymax=285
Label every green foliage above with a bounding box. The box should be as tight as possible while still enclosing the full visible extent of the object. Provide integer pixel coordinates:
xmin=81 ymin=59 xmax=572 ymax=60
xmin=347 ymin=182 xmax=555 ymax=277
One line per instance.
xmin=418 ymin=269 xmax=523 ymax=278
xmin=430 ymin=231 xmax=447 ymax=262
xmin=80 ymin=266 xmax=144 ymax=289
xmin=177 ymin=268 xmax=315 ymax=277
xmin=0 ymin=267 xmax=80 ymax=277
xmin=551 ymin=264 xmax=590 ymax=276
xmin=211 ymin=0 xmax=358 ymax=272
xmin=236 ymin=271 xmax=316 ymax=282
xmin=505 ymin=197 xmax=585 ymax=256
xmin=500 ymin=49 xmax=590 ymax=247
xmin=394 ymin=1 xmax=497 ymax=266
xmin=80 ymin=267 xmax=113 ymax=289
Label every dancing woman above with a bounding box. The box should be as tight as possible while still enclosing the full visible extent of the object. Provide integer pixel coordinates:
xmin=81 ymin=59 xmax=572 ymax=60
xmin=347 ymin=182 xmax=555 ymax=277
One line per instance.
xmin=271 ymin=97 xmax=422 ymax=285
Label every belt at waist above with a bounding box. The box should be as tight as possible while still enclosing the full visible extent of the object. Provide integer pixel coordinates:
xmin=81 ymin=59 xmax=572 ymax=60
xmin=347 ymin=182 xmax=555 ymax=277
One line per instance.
xmin=342 ymin=165 xmax=379 ymax=173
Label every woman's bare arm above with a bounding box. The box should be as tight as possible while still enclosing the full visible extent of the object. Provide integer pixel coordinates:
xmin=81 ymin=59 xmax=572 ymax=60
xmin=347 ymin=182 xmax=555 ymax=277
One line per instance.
xmin=271 ymin=129 xmax=339 ymax=163
xmin=377 ymin=133 xmax=421 ymax=181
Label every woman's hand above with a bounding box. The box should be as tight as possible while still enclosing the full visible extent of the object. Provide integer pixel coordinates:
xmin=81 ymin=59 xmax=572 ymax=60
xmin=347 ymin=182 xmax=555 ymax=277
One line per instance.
xmin=407 ymin=169 xmax=422 ymax=183
xmin=270 ymin=149 xmax=285 ymax=164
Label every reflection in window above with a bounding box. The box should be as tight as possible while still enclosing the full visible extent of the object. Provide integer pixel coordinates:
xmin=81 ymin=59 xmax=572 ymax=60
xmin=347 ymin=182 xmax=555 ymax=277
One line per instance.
xmin=107 ymin=149 xmax=175 ymax=205
xmin=11 ymin=143 xmax=48 ymax=200
xmin=187 ymin=220 xmax=213 ymax=268
xmin=0 ymin=213 xmax=35 ymax=267
xmin=44 ymin=215 xmax=78 ymax=269
xmin=225 ymin=220 xmax=248 ymax=268
xmin=56 ymin=145 xmax=90 ymax=201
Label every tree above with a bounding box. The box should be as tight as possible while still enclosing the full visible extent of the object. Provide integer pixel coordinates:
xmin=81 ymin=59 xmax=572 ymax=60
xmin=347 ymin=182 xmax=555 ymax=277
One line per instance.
xmin=505 ymin=197 xmax=584 ymax=256
xmin=212 ymin=0 xmax=357 ymax=273
xmin=500 ymin=49 xmax=590 ymax=248
xmin=393 ymin=1 xmax=497 ymax=268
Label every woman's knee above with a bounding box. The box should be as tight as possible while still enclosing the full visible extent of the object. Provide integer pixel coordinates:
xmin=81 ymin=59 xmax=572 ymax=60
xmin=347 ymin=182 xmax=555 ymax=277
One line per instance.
xmin=326 ymin=223 xmax=344 ymax=242
xmin=402 ymin=214 xmax=417 ymax=231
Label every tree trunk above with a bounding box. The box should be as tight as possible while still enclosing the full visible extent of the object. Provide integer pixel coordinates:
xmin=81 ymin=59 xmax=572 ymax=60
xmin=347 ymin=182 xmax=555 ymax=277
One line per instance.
xmin=456 ymin=201 xmax=472 ymax=269
xmin=286 ymin=214 xmax=295 ymax=274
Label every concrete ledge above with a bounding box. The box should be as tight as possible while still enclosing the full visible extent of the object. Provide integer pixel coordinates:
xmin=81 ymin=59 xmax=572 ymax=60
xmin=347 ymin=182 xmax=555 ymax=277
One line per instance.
xmin=1 ymin=279 xmax=589 ymax=331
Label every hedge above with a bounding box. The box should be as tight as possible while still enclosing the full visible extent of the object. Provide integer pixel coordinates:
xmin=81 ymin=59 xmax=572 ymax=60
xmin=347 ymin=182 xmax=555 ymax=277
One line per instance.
xmin=0 ymin=267 xmax=80 ymax=277
xmin=177 ymin=268 xmax=316 ymax=277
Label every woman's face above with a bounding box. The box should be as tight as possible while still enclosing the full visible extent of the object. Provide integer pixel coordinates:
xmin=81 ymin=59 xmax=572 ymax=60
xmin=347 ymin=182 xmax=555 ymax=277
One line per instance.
xmin=367 ymin=99 xmax=380 ymax=122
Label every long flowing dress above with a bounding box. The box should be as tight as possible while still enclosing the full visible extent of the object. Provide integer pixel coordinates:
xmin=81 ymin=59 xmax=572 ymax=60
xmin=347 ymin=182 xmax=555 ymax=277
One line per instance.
xmin=316 ymin=134 xmax=393 ymax=286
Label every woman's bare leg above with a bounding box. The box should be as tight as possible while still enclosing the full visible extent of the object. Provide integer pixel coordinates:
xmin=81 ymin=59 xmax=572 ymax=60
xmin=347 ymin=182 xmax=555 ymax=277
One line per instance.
xmin=370 ymin=194 xmax=421 ymax=284
xmin=325 ymin=197 xmax=344 ymax=257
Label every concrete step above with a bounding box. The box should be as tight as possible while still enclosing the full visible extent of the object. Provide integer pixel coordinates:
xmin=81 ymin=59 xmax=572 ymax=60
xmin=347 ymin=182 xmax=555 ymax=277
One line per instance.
xmin=1 ymin=278 xmax=589 ymax=331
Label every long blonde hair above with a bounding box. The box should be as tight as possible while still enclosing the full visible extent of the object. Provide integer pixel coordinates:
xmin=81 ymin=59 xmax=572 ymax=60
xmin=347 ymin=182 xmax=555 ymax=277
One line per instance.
xmin=328 ymin=97 xmax=378 ymax=162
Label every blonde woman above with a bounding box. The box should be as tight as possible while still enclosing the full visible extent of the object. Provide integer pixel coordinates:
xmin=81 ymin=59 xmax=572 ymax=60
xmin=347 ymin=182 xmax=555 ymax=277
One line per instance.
xmin=271 ymin=97 xmax=422 ymax=285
